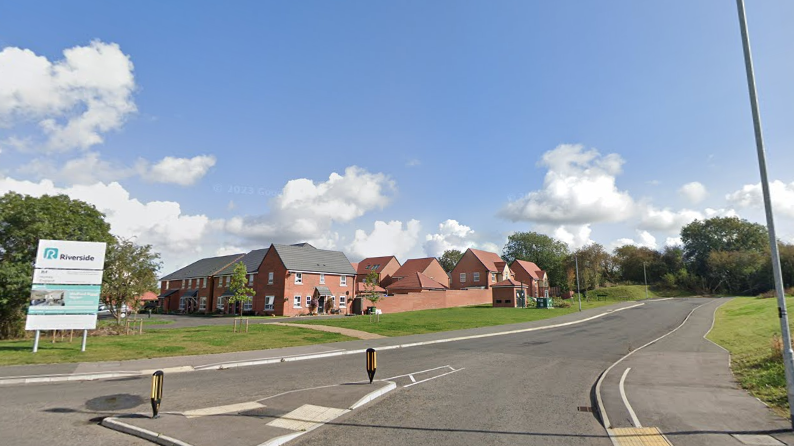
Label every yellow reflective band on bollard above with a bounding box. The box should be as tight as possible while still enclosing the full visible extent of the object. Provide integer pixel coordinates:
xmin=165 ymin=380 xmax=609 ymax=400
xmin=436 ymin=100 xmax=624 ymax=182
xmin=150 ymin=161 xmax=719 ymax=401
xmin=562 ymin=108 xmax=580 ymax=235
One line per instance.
xmin=151 ymin=370 xmax=164 ymax=418
xmin=366 ymin=348 xmax=377 ymax=383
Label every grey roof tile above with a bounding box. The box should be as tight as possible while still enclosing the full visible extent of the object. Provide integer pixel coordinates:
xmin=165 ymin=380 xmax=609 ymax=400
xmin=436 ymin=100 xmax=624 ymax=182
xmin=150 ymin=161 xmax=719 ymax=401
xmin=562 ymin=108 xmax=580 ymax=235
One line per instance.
xmin=214 ymin=248 xmax=269 ymax=276
xmin=160 ymin=253 xmax=245 ymax=281
xmin=273 ymin=243 xmax=356 ymax=275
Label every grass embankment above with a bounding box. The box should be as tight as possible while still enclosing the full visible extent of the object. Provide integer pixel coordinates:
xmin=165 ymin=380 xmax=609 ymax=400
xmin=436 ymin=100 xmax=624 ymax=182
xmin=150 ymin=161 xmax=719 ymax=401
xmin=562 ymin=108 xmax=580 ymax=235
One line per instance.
xmin=707 ymin=296 xmax=794 ymax=415
xmin=295 ymin=298 xmax=638 ymax=337
xmin=575 ymin=284 xmax=659 ymax=301
xmin=0 ymin=324 xmax=354 ymax=366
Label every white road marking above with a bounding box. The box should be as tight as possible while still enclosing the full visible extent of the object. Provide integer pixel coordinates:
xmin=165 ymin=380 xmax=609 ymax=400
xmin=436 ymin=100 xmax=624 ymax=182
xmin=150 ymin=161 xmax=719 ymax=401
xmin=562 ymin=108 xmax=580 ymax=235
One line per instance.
xmin=267 ymin=404 xmax=349 ymax=431
xmin=183 ymin=401 xmax=265 ymax=418
xmin=619 ymin=368 xmax=642 ymax=428
xmin=409 ymin=375 xmax=416 ymax=383
xmin=404 ymin=367 xmax=464 ymax=388
xmin=381 ymin=365 xmax=454 ymax=381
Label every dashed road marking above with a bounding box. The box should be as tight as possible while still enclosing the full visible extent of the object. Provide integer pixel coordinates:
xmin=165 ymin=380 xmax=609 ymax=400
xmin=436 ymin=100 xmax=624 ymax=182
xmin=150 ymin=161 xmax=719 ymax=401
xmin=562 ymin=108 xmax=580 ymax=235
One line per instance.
xmin=619 ymin=368 xmax=642 ymax=428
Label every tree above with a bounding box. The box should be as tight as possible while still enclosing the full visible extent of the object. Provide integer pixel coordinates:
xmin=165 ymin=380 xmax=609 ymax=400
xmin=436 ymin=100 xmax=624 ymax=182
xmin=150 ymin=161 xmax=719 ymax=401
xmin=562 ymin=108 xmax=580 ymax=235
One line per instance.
xmin=612 ymin=245 xmax=666 ymax=285
xmin=102 ymin=237 xmax=161 ymax=323
xmin=572 ymin=243 xmax=611 ymax=290
xmin=362 ymin=270 xmax=383 ymax=305
xmin=227 ymin=262 xmax=254 ymax=318
xmin=681 ymin=217 xmax=768 ymax=278
xmin=0 ymin=193 xmax=112 ymax=339
xmin=706 ymin=250 xmax=765 ymax=294
xmin=502 ymin=232 xmax=569 ymax=291
xmin=438 ymin=249 xmax=463 ymax=273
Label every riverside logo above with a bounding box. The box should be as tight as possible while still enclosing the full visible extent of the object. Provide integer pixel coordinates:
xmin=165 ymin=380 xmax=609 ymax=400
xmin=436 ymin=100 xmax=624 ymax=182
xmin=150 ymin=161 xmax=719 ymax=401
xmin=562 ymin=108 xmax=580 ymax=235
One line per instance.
xmin=42 ymin=247 xmax=95 ymax=262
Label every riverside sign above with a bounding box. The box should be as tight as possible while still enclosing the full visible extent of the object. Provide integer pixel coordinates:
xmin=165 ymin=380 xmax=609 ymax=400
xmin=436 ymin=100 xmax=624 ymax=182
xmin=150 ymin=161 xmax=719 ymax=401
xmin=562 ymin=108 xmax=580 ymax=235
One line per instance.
xmin=25 ymin=240 xmax=107 ymax=352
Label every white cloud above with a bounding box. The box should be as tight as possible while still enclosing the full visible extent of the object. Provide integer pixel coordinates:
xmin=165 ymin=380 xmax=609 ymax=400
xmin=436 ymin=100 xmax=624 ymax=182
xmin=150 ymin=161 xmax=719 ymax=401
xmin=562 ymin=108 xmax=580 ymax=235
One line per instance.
xmin=423 ymin=219 xmax=476 ymax=257
xmin=348 ymin=220 xmax=422 ymax=260
xmin=638 ymin=206 xmax=703 ymax=233
xmin=611 ymin=230 xmax=658 ymax=250
xmin=500 ymin=144 xmax=634 ymax=225
xmin=0 ymin=41 xmax=136 ymax=152
xmin=665 ymin=236 xmax=683 ymax=247
xmin=679 ymin=182 xmax=708 ymax=204
xmin=141 ymin=155 xmax=216 ymax=186
xmin=406 ymin=159 xmax=421 ymax=167
xmin=550 ymin=224 xmax=594 ymax=250
xmin=215 ymin=245 xmax=246 ymax=256
xmin=18 ymin=152 xmax=216 ymax=186
xmin=225 ymin=166 xmax=395 ymax=244
xmin=727 ymin=180 xmax=794 ymax=219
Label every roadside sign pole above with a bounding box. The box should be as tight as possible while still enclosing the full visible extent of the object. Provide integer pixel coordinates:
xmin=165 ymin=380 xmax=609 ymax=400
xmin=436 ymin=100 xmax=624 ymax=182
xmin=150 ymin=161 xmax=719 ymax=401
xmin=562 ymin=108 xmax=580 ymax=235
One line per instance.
xmin=81 ymin=329 xmax=88 ymax=352
xmin=736 ymin=0 xmax=794 ymax=429
xmin=575 ymin=254 xmax=582 ymax=312
xmin=32 ymin=330 xmax=40 ymax=353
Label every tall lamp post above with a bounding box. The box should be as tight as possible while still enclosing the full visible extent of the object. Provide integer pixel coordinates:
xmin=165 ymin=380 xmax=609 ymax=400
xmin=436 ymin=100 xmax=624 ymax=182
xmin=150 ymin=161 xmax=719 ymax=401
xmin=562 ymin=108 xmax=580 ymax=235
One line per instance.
xmin=575 ymin=253 xmax=582 ymax=312
xmin=643 ymin=262 xmax=648 ymax=300
xmin=736 ymin=0 xmax=794 ymax=428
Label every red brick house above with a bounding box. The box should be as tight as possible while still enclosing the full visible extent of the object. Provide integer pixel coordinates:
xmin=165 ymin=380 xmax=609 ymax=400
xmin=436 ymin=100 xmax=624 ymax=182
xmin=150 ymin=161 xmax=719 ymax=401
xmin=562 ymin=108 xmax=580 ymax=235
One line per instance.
xmin=491 ymin=279 xmax=529 ymax=307
xmin=449 ymin=248 xmax=513 ymax=290
xmin=386 ymin=272 xmax=448 ymax=294
xmin=257 ymin=243 xmax=356 ymax=316
xmin=212 ymin=248 xmax=269 ymax=314
xmin=510 ymin=260 xmax=549 ymax=298
xmin=158 ymin=253 xmax=245 ymax=313
xmin=388 ymin=257 xmax=448 ymax=288
xmin=354 ymin=256 xmax=401 ymax=286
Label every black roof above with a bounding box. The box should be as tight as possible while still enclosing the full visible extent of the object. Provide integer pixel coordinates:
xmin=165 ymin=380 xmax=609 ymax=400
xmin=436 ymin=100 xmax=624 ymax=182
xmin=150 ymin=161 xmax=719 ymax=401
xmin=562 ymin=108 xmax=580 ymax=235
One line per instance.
xmin=214 ymin=248 xmax=269 ymax=277
xmin=160 ymin=253 xmax=245 ymax=281
xmin=273 ymin=243 xmax=356 ymax=275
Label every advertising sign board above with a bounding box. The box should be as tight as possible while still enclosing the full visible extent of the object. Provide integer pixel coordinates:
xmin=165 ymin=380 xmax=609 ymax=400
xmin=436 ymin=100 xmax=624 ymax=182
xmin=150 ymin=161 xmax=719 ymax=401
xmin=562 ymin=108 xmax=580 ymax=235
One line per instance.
xmin=32 ymin=268 xmax=104 ymax=285
xmin=34 ymin=240 xmax=106 ymax=270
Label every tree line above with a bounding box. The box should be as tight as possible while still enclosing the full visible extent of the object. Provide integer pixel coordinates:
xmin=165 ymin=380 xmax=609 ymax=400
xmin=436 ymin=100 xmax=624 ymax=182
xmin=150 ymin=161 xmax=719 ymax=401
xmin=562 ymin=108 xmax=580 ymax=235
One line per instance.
xmin=438 ymin=216 xmax=793 ymax=297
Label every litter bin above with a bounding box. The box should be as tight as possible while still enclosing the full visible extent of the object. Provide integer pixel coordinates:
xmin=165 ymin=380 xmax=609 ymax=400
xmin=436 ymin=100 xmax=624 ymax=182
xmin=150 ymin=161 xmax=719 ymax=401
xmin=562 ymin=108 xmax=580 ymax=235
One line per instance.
xmin=536 ymin=297 xmax=548 ymax=309
xmin=366 ymin=306 xmax=376 ymax=315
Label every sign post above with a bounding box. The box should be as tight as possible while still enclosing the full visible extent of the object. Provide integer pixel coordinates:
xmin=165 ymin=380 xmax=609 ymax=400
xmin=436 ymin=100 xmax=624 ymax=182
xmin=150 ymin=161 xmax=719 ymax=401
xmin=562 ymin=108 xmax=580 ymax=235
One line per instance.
xmin=26 ymin=240 xmax=107 ymax=353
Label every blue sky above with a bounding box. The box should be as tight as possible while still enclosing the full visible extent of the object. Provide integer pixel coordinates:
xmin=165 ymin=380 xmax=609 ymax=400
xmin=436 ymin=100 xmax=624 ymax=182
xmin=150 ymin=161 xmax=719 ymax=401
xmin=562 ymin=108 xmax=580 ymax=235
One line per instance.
xmin=1 ymin=1 xmax=793 ymax=274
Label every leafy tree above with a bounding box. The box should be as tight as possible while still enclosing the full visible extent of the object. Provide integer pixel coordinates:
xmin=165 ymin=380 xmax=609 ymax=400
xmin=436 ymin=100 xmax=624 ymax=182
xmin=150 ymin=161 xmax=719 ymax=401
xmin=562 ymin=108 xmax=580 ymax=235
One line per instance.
xmin=362 ymin=270 xmax=383 ymax=306
xmin=227 ymin=262 xmax=254 ymax=318
xmin=438 ymin=249 xmax=463 ymax=273
xmin=706 ymin=250 xmax=765 ymax=294
xmin=0 ymin=193 xmax=112 ymax=339
xmin=502 ymin=232 xmax=569 ymax=291
xmin=102 ymin=237 xmax=161 ymax=323
xmin=571 ymin=243 xmax=611 ymax=291
xmin=681 ymin=217 xmax=768 ymax=278
xmin=612 ymin=245 xmax=666 ymax=284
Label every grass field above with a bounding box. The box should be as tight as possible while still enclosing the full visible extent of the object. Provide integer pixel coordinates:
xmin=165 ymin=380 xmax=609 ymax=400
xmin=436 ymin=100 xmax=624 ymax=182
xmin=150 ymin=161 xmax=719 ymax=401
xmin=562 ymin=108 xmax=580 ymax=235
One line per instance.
xmin=294 ymin=298 xmax=636 ymax=337
xmin=707 ymin=296 xmax=794 ymax=415
xmin=0 ymin=324 xmax=354 ymax=366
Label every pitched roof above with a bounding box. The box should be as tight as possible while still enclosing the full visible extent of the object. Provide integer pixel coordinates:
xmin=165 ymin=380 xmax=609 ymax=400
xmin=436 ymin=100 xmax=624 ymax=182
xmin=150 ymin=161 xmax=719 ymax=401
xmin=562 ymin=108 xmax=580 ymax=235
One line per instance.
xmin=272 ymin=243 xmax=356 ymax=275
xmin=214 ymin=248 xmax=269 ymax=276
xmin=387 ymin=272 xmax=447 ymax=290
xmin=492 ymin=278 xmax=528 ymax=288
xmin=160 ymin=253 xmax=245 ymax=281
xmin=351 ymin=262 xmax=359 ymax=271
xmin=355 ymin=281 xmax=386 ymax=293
xmin=512 ymin=260 xmax=543 ymax=280
xmin=356 ymin=256 xmax=398 ymax=275
xmin=392 ymin=258 xmax=436 ymax=277
xmin=468 ymin=248 xmax=504 ymax=272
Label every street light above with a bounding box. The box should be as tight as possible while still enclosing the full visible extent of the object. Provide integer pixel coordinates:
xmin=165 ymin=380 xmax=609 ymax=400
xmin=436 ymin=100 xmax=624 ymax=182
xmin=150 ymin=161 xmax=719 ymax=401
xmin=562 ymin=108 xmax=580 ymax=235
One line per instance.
xmin=575 ymin=253 xmax=582 ymax=312
xmin=736 ymin=0 xmax=794 ymax=428
xmin=643 ymin=261 xmax=648 ymax=300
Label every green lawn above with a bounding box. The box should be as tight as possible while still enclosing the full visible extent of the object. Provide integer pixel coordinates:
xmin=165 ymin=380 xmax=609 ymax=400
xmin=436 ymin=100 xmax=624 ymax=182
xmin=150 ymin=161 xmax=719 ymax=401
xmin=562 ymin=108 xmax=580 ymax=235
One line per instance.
xmin=707 ymin=296 xmax=794 ymax=415
xmin=0 ymin=324 xmax=354 ymax=366
xmin=294 ymin=299 xmax=632 ymax=337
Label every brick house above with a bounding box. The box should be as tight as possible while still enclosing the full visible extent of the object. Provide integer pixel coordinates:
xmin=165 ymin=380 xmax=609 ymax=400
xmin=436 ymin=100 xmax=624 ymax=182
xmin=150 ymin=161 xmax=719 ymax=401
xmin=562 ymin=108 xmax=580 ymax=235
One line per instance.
xmin=386 ymin=272 xmax=448 ymax=294
xmin=449 ymin=248 xmax=513 ymax=290
xmin=387 ymin=257 xmax=448 ymax=288
xmin=491 ymin=279 xmax=529 ymax=307
xmin=158 ymin=253 xmax=245 ymax=313
xmin=257 ymin=243 xmax=356 ymax=316
xmin=212 ymin=248 xmax=269 ymax=314
xmin=510 ymin=260 xmax=549 ymax=298
xmin=354 ymin=256 xmax=401 ymax=286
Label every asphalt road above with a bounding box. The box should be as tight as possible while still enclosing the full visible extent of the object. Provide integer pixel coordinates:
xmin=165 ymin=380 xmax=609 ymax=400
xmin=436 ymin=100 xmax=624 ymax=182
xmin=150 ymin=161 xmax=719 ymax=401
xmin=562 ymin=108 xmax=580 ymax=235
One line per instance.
xmin=0 ymin=298 xmax=720 ymax=446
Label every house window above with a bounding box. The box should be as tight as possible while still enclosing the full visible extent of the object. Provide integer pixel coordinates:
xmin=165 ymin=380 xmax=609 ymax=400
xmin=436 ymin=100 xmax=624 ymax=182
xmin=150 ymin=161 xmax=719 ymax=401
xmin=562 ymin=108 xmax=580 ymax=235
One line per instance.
xmin=179 ymin=297 xmax=186 ymax=310
xmin=268 ymin=272 xmax=274 ymax=285
xmin=203 ymin=277 xmax=207 ymax=288
xmin=339 ymin=295 xmax=346 ymax=308
xmin=491 ymin=273 xmax=496 ymax=282
xmin=320 ymin=274 xmax=325 ymax=284
xmin=473 ymin=272 xmax=480 ymax=282
xmin=340 ymin=276 xmax=347 ymax=286
xmin=164 ymin=281 xmax=169 ymax=289
xmin=295 ymin=272 xmax=303 ymax=284
xmin=248 ymin=274 xmax=254 ymax=285
xmin=505 ymin=299 xmax=512 ymax=305
xmin=460 ymin=273 xmax=466 ymax=283
xmin=216 ymin=297 xmax=225 ymax=310
xmin=181 ymin=279 xmax=185 ymax=288
xmin=293 ymin=295 xmax=302 ymax=308
xmin=199 ymin=296 xmax=207 ymax=310
xmin=226 ymin=276 xmax=231 ymax=286
xmin=243 ymin=300 xmax=253 ymax=311
xmin=305 ymin=296 xmax=311 ymax=307
xmin=264 ymin=295 xmax=274 ymax=311
xmin=496 ymin=300 xmax=502 ymax=304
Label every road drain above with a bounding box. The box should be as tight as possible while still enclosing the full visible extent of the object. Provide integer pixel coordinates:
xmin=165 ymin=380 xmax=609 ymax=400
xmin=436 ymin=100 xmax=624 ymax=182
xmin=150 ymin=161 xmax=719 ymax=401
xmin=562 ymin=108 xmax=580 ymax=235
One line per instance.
xmin=577 ymin=406 xmax=593 ymax=412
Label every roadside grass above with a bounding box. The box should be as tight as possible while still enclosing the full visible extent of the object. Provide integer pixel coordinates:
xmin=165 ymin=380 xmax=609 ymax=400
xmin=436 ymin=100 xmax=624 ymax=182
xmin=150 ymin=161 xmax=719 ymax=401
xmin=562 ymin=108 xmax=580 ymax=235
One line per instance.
xmin=294 ymin=299 xmax=632 ymax=337
xmin=707 ymin=296 xmax=794 ymax=415
xmin=577 ymin=284 xmax=657 ymax=301
xmin=98 ymin=319 xmax=173 ymax=326
xmin=0 ymin=324 xmax=354 ymax=366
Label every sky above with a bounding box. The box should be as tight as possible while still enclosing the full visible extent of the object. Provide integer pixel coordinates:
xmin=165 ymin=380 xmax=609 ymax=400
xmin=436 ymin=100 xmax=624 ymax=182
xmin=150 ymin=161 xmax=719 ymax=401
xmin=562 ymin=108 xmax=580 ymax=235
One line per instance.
xmin=1 ymin=1 xmax=793 ymax=275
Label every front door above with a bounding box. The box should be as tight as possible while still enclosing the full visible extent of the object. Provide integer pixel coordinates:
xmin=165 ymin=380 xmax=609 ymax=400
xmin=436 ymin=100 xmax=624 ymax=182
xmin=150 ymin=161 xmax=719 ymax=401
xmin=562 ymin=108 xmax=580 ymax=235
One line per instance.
xmin=318 ymin=296 xmax=325 ymax=314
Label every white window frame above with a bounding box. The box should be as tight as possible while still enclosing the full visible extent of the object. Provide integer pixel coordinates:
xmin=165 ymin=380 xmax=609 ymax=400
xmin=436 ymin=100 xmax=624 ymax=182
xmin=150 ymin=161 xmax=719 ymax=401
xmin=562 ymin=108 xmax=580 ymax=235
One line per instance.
xmin=264 ymin=295 xmax=274 ymax=311
xmin=320 ymin=274 xmax=325 ymax=284
xmin=179 ymin=296 xmax=186 ymax=310
xmin=295 ymin=272 xmax=303 ymax=284
xmin=293 ymin=295 xmax=302 ymax=308
xmin=473 ymin=272 xmax=480 ymax=282
xmin=340 ymin=275 xmax=347 ymax=286
xmin=203 ymin=277 xmax=207 ymax=288
xmin=305 ymin=295 xmax=311 ymax=307
xmin=217 ymin=296 xmax=225 ymax=310
xmin=226 ymin=276 xmax=231 ymax=286
xmin=243 ymin=300 xmax=253 ymax=311
xmin=199 ymin=296 xmax=207 ymax=310
xmin=268 ymin=271 xmax=274 ymax=285
xmin=339 ymin=295 xmax=346 ymax=308
xmin=181 ymin=279 xmax=185 ymax=288
xmin=248 ymin=274 xmax=254 ymax=285
xmin=460 ymin=273 xmax=466 ymax=283
xmin=491 ymin=272 xmax=496 ymax=282
xmin=165 ymin=281 xmax=169 ymax=289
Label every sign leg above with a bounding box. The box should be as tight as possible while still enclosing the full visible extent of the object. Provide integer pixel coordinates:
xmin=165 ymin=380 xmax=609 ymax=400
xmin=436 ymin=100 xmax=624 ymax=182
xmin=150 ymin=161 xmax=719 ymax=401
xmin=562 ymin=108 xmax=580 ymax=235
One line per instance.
xmin=81 ymin=329 xmax=87 ymax=352
xmin=33 ymin=330 xmax=40 ymax=353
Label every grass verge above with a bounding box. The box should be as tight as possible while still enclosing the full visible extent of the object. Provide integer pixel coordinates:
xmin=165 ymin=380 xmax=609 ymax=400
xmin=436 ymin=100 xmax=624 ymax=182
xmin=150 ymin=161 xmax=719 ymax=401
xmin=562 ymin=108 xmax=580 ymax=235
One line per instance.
xmin=707 ymin=296 xmax=794 ymax=416
xmin=0 ymin=324 xmax=354 ymax=366
xmin=294 ymin=299 xmax=633 ymax=337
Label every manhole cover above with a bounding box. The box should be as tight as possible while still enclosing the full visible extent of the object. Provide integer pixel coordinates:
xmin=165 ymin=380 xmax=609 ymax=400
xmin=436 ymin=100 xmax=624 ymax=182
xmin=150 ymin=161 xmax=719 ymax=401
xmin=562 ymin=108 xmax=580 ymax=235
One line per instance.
xmin=731 ymin=434 xmax=784 ymax=446
xmin=85 ymin=394 xmax=144 ymax=411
